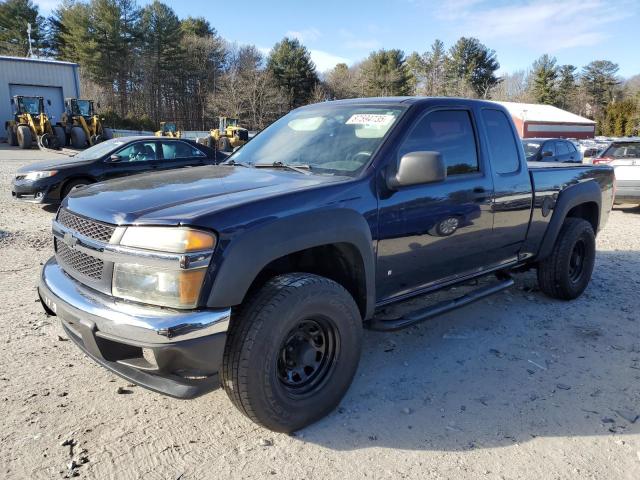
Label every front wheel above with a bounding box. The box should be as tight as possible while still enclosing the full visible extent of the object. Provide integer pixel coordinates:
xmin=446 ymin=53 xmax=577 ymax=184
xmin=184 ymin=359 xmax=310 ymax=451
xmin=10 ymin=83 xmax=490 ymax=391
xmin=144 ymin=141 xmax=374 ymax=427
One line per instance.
xmin=537 ymin=218 xmax=595 ymax=300
xmin=221 ymin=273 xmax=362 ymax=432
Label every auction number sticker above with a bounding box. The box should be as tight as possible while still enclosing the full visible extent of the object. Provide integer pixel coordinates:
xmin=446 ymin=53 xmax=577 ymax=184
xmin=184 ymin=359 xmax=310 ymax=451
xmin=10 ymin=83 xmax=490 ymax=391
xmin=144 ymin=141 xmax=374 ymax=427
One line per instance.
xmin=346 ymin=114 xmax=395 ymax=126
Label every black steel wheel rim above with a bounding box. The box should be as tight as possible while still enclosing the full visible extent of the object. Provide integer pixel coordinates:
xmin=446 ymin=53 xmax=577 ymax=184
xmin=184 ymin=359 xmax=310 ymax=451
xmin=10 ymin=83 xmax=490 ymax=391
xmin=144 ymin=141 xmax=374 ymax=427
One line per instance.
xmin=569 ymin=239 xmax=586 ymax=282
xmin=277 ymin=318 xmax=337 ymax=395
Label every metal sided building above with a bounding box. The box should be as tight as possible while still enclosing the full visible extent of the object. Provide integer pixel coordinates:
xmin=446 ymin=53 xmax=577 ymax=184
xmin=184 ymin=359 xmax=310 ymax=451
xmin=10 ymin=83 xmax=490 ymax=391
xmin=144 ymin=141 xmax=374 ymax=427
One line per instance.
xmin=1 ymin=56 xmax=81 ymax=140
xmin=493 ymin=101 xmax=596 ymax=140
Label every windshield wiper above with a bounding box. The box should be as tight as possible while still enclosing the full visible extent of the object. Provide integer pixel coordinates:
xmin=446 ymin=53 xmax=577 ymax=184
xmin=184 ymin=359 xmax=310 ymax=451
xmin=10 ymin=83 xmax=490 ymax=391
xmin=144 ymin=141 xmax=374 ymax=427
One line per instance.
xmin=254 ymin=161 xmax=312 ymax=175
xmin=223 ymin=158 xmax=252 ymax=167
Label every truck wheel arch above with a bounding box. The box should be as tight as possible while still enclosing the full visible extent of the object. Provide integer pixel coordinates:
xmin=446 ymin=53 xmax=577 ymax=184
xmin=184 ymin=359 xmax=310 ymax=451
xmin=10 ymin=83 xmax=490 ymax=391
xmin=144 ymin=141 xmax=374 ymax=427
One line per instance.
xmin=205 ymin=209 xmax=376 ymax=320
xmin=537 ymin=180 xmax=601 ymax=261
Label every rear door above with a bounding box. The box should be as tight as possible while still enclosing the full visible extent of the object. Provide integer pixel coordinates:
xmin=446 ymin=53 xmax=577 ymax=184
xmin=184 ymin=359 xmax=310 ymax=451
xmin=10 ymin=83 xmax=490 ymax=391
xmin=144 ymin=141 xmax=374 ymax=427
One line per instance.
xmin=158 ymin=140 xmax=208 ymax=171
xmin=479 ymin=108 xmax=533 ymax=259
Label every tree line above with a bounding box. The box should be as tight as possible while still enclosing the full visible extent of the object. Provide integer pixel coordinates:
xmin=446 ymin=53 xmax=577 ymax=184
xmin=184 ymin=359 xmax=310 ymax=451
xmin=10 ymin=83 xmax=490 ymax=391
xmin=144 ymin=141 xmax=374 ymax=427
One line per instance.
xmin=1 ymin=0 xmax=638 ymax=135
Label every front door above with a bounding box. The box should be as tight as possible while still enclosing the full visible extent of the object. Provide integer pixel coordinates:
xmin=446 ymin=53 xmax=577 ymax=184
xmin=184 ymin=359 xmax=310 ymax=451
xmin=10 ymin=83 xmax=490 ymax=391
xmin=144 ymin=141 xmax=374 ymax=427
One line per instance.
xmin=376 ymin=108 xmax=495 ymax=302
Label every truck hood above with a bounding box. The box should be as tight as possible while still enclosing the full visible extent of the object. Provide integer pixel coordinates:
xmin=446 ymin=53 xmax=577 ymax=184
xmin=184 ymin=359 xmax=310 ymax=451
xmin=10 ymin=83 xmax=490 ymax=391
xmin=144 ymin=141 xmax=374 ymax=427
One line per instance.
xmin=64 ymin=165 xmax=348 ymax=225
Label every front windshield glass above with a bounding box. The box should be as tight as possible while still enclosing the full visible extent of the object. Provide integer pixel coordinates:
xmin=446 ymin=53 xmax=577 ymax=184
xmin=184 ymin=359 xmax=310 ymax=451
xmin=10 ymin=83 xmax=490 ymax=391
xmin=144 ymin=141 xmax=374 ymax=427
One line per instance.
xmin=77 ymin=100 xmax=91 ymax=116
xmin=20 ymin=98 xmax=41 ymax=115
xmin=229 ymin=105 xmax=406 ymax=175
xmin=73 ymin=138 xmax=126 ymax=161
xmin=522 ymin=141 xmax=541 ymax=159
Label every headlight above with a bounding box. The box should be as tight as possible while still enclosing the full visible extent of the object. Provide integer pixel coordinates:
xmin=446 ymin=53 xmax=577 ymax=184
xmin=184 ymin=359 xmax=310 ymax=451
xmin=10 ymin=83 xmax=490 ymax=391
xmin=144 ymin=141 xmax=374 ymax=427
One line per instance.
xmin=119 ymin=226 xmax=216 ymax=252
xmin=24 ymin=170 xmax=57 ymax=181
xmin=113 ymin=264 xmax=207 ymax=309
xmin=113 ymin=227 xmax=216 ymax=308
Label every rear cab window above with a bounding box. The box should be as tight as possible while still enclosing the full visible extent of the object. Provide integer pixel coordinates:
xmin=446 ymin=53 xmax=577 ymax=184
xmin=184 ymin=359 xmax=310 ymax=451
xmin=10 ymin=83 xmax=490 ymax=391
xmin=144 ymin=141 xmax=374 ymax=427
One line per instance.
xmin=602 ymin=142 xmax=640 ymax=159
xmin=481 ymin=109 xmax=520 ymax=174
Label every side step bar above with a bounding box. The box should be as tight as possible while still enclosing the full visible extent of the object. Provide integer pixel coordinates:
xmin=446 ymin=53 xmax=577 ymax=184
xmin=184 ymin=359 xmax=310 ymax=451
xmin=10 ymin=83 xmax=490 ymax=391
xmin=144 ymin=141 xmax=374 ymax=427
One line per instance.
xmin=366 ymin=276 xmax=514 ymax=332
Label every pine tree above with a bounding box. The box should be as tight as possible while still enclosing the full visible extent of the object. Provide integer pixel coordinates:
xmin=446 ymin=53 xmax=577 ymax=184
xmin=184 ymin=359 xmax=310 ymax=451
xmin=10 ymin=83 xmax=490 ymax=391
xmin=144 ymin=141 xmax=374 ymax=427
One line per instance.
xmin=556 ymin=64 xmax=576 ymax=110
xmin=445 ymin=37 xmax=500 ymax=98
xmin=530 ymin=54 xmax=558 ymax=105
xmin=267 ymin=37 xmax=318 ymax=108
xmin=581 ymin=60 xmax=620 ymax=120
xmin=360 ymin=49 xmax=413 ymax=97
xmin=0 ymin=0 xmax=45 ymax=56
xmin=424 ymin=39 xmax=447 ymax=96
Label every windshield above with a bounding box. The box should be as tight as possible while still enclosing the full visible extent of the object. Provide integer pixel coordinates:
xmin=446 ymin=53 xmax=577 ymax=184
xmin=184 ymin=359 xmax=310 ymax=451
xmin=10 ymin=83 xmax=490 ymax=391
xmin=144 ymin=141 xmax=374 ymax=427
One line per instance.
xmin=522 ymin=141 xmax=541 ymax=159
xmin=20 ymin=98 xmax=41 ymax=115
xmin=602 ymin=142 xmax=640 ymax=159
xmin=76 ymin=100 xmax=92 ymax=116
xmin=72 ymin=138 xmax=126 ymax=161
xmin=229 ymin=105 xmax=406 ymax=175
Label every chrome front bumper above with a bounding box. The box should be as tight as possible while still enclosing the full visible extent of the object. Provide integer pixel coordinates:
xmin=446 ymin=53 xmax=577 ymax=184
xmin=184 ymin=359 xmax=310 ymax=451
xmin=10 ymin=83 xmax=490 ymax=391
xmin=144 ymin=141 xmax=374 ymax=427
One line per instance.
xmin=38 ymin=257 xmax=231 ymax=398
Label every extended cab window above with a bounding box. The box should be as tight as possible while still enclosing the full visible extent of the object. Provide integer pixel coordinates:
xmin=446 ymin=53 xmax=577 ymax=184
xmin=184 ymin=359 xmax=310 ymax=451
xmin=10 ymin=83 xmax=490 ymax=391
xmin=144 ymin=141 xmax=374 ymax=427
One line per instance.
xmin=400 ymin=110 xmax=479 ymax=175
xmin=482 ymin=109 xmax=520 ymax=174
xmin=557 ymin=141 xmax=569 ymax=157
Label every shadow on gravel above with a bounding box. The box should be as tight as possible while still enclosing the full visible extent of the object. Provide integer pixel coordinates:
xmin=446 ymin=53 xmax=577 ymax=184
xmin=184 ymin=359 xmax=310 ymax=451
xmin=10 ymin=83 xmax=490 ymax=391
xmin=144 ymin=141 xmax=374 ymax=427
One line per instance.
xmin=299 ymin=250 xmax=640 ymax=451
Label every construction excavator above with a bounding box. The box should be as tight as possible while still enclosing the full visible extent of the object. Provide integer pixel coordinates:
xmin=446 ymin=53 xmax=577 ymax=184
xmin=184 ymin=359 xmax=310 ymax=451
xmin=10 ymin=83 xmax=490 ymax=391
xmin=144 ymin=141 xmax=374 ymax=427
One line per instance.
xmin=5 ymin=95 xmax=61 ymax=150
xmin=58 ymin=98 xmax=113 ymax=149
xmin=155 ymin=122 xmax=181 ymax=138
xmin=207 ymin=117 xmax=249 ymax=152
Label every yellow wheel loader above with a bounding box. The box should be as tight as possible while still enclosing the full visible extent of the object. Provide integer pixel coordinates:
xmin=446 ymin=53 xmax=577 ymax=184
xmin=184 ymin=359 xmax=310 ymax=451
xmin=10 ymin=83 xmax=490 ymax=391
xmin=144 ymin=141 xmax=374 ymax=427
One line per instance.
xmin=58 ymin=98 xmax=113 ymax=149
xmin=155 ymin=122 xmax=181 ymax=138
xmin=207 ymin=117 xmax=249 ymax=152
xmin=5 ymin=96 xmax=61 ymax=150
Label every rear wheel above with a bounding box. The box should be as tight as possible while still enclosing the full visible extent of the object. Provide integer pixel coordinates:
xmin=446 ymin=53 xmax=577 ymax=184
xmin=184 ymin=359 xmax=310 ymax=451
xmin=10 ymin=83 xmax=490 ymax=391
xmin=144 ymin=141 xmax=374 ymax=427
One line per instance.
xmin=6 ymin=126 xmax=17 ymax=146
xmin=53 ymin=126 xmax=67 ymax=148
xmin=537 ymin=218 xmax=595 ymax=300
xmin=102 ymin=128 xmax=114 ymax=140
xmin=221 ymin=273 xmax=362 ymax=432
xmin=17 ymin=125 xmax=32 ymax=149
xmin=218 ymin=136 xmax=232 ymax=152
xmin=70 ymin=127 xmax=88 ymax=149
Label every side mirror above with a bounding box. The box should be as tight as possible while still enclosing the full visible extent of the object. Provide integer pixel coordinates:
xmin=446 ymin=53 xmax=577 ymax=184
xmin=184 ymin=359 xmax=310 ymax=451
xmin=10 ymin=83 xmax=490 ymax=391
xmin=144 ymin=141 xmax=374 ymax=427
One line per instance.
xmin=109 ymin=154 xmax=121 ymax=162
xmin=541 ymin=150 xmax=554 ymax=157
xmin=387 ymin=151 xmax=446 ymax=189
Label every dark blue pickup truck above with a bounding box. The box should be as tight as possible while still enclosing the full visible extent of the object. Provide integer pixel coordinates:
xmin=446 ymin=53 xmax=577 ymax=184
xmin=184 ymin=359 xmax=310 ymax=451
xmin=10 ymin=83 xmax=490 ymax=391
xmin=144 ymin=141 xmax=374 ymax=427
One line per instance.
xmin=37 ymin=97 xmax=614 ymax=432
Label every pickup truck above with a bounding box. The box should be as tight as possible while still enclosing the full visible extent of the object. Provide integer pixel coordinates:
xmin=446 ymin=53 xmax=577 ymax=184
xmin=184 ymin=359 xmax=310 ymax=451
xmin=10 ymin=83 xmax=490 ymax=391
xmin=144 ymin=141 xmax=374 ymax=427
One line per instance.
xmin=37 ymin=97 xmax=615 ymax=432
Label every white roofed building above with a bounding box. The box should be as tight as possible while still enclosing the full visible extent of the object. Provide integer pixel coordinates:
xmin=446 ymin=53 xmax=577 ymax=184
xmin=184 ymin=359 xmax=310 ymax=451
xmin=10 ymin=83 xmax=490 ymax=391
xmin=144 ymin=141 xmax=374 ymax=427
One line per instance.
xmin=492 ymin=101 xmax=596 ymax=139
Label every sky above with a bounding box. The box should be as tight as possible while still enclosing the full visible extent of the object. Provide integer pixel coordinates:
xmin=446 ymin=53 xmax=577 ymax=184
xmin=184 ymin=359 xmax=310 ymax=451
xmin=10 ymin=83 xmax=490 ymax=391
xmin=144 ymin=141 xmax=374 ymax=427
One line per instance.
xmin=35 ymin=0 xmax=640 ymax=78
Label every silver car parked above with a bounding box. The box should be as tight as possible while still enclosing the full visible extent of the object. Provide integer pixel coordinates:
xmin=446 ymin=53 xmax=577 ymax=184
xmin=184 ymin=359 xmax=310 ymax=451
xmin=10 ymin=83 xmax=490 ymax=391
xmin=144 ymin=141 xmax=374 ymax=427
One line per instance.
xmin=594 ymin=139 xmax=640 ymax=205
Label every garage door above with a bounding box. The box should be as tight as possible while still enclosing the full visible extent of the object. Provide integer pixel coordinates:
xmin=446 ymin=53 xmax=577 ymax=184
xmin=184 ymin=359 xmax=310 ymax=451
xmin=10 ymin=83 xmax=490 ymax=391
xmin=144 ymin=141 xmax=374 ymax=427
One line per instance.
xmin=9 ymin=84 xmax=65 ymax=124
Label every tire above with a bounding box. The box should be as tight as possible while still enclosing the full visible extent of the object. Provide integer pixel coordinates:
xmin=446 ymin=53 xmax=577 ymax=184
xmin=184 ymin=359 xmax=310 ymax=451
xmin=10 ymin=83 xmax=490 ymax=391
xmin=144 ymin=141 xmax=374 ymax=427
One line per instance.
xmin=102 ymin=128 xmax=114 ymax=140
xmin=62 ymin=179 xmax=91 ymax=199
xmin=53 ymin=126 xmax=66 ymax=148
xmin=207 ymin=136 xmax=215 ymax=149
xmin=6 ymin=126 xmax=18 ymax=146
xmin=17 ymin=125 xmax=32 ymax=149
xmin=218 ymin=136 xmax=232 ymax=152
xmin=537 ymin=218 xmax=596 ymax=300
xmin=221 ymin=273 xmax=363 ymax=432
xmin=70 ymin=127 xmax=88 ymax=149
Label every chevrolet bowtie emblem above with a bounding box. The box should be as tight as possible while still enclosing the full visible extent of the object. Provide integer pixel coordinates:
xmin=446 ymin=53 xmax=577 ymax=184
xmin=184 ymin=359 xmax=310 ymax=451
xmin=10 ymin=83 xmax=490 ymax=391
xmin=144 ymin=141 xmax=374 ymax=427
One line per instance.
xmin=63 ymin=232 xmax=78 ymax=249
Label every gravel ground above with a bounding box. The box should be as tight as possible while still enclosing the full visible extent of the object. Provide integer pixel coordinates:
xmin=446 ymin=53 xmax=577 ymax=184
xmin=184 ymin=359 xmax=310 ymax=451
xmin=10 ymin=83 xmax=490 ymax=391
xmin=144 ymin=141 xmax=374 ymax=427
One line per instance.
xmin=0 ymin=143 xmax=639 ymax=479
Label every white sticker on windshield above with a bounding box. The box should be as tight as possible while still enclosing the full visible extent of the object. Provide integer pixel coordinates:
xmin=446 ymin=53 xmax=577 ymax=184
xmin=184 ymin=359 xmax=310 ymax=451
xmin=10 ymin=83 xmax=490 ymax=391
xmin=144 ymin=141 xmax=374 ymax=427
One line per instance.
xmin=346 ymin=114 xmax=395 ymax=126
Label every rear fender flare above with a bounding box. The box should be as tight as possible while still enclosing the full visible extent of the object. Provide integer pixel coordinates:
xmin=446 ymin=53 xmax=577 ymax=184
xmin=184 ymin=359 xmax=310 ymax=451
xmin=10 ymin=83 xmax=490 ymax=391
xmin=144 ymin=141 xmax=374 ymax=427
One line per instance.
xmin=205 ymin=209 xmax=376 ymax=319
xmin=537 ymin=180 xmax=601 ymax=261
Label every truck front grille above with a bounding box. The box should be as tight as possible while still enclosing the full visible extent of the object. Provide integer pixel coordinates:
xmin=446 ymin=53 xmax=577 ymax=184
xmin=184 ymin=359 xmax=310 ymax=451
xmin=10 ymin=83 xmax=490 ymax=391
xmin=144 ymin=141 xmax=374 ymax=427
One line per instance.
xmin=57 ymin=208 xmax=116 ymax=243
xmin=55 ymin=239 xmax=104 ymax=280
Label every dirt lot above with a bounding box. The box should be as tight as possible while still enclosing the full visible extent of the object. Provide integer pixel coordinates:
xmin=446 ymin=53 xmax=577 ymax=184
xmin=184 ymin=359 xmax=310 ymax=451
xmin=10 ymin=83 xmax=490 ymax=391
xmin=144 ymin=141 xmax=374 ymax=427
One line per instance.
xmin=0 ymin=143 xmax=639 ymax=479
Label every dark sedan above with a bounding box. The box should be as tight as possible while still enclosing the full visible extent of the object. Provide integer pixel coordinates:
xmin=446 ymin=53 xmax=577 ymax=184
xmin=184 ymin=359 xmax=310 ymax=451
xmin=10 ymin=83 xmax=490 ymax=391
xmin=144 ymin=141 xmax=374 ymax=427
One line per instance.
xmin=11 ymin=136 xmax=222 ymax=203
xmin=522 ymin=138 xmax=582 ymax=163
